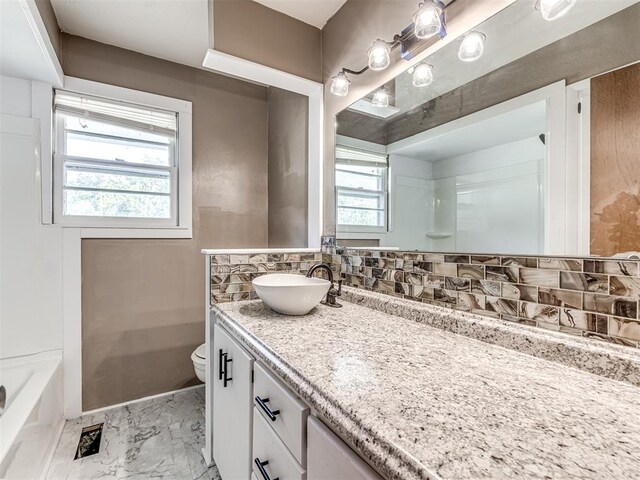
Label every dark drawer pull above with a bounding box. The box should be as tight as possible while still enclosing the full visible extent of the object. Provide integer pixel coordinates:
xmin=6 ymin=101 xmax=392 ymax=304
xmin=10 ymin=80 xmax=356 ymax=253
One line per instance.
xmin=255 ymin=458 xmax=279 ymax=480
xmin=255 ymin=396 xmax=280 ymax=422
xmin=223 ymin=355 xmax=233 ymax=387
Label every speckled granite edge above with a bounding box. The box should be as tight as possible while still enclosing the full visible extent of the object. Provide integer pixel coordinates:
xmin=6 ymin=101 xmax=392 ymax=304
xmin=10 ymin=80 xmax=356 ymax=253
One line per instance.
xmin=211 ymin=305 xmax=441 ymax=480
xmin=342 ymin=287 xmax=640 ymax=387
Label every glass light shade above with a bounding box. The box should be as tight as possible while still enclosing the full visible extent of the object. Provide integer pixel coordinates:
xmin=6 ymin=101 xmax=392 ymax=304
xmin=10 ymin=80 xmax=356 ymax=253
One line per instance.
xmin=540 ymin=0 xmax=577 ymax=20
xmin=413 ymin=1 xmax=442 ymax=39
xmin=458 ymin=32 xmax=485 ymax=62
xmin=412 ymin=63 xmax=434 ymax=87
xmin=330 ymin=71 xmax=350 ymax=96
xmin=371 ymin=88 xmax=390 ymax=107
xmin=367 ymin=40 xmax=391 ymax=71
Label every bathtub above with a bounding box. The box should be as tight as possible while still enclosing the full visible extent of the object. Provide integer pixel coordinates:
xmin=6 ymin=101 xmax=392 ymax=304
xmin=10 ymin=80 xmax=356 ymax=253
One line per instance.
xmin=0 ymin=351 xmax=63 ymax=480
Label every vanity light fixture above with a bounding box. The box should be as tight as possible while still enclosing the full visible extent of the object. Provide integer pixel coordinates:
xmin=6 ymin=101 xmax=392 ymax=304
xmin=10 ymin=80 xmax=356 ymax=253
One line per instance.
xmin=367 ymin=39 xmax=392 ymax=71
xmin=413 ymin=1 xmax=444 ymax=39
xmin=539 ymin=0 xmax=577 ymax=21
xmin=458 ymin=32 xmax=486 ymax=62
xmin=371 ymin=87 xmax=390 ymax=107
xmin=412 ymin=63 xmax=434 ymax=87
xmin=330 ymin=71 xmax=351 ymax=96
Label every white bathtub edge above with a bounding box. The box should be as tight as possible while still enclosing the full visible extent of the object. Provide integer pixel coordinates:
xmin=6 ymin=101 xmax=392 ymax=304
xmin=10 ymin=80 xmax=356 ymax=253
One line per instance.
xmin=0 ymin=350 xmax=63 ymax=478
xmin=39 ymin=416 xmax=65 ymax=480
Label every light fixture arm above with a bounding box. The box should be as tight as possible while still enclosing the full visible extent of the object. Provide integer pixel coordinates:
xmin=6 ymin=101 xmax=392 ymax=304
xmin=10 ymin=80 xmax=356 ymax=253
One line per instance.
xmin=341 ymin=66 xmax=369 ymax=76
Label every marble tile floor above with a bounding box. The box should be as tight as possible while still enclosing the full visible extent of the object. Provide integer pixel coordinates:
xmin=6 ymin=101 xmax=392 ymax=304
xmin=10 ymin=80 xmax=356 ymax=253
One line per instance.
xmin=46 ymin=386 xmax=220 ymax=480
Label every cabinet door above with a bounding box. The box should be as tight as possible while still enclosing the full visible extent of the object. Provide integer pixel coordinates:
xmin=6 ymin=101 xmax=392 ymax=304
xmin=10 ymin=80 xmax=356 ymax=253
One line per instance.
xmin=213 ymin=324 xmax=254 ymax=480
xmin=307 ymin=416 xmax=382 ymax=480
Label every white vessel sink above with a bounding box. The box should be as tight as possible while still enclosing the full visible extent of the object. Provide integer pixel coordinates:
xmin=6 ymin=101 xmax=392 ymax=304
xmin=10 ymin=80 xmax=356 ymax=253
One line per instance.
xmin=252 ymin=273 xmax=330 ymax=315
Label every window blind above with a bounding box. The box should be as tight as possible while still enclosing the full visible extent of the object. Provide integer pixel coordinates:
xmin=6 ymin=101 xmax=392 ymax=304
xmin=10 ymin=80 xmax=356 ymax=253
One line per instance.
xmin=54 ymin=90 xmax=177 ymax=136
xmin=335 ymin=145 xmax=388 ymax=166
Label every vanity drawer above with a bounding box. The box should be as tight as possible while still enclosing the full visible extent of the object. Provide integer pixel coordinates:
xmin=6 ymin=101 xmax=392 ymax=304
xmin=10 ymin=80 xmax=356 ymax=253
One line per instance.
xmin=253 ymin=407 xmax=306 ymax=480
xmin=254 ymin=362 xmax=309 ymax=466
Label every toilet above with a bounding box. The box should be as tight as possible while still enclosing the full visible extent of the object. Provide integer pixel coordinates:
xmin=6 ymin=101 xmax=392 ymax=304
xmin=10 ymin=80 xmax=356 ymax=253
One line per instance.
xmin=191 ymin=344 xmax=206 ymax=382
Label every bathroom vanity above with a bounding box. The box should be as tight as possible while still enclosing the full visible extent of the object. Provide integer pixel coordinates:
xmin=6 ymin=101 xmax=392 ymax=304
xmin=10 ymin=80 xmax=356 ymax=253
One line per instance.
xmin=205 ymin=283 xmax=640 ymax=480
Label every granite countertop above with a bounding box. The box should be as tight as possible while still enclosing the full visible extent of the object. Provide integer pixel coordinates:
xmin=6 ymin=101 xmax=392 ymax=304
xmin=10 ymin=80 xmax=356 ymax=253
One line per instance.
xmin=213 ymin=292 xmax=640 ymax=480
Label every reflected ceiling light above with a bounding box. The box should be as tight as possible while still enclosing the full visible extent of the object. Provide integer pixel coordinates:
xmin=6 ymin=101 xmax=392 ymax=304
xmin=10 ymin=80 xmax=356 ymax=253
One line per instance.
xmin=540 ymin=0 xmax=577 ymax=21
xmin=458 ymin=32 xmax=485 ymax=62
xmin=413 ymin=1 xmax=442 ymax=39
xmin=371 ymin=87 xmax=390 ymax=107
xmin=412 ymin=63 xmax=434 ymax=87
xmin=330 ymin=71 xmax=350 ymax=97
xmin=367 ymin=40 xmax=392 ymax=71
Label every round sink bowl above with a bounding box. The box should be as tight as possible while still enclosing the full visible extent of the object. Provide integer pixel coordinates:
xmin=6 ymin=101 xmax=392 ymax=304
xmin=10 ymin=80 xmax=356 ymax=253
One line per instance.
xmin=252 ymin=273 xmax=331 ymax=315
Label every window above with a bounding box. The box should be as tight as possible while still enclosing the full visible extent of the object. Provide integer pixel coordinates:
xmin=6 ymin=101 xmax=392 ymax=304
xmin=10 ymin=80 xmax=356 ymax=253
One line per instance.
xmin=53 ymin=88 xmax=186 ymax=229
xmin=336 ymin=146 xmax=388 ymax=230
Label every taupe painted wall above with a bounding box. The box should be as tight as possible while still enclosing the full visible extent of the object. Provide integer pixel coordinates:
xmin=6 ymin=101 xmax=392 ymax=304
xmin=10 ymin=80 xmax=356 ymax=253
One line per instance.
xmin=34 ymin=0 xmax=61 ymax=59
xmin=61 ymin=34 xmax=271 ymax=410
xmin=213 ymin=0 xmax=322 ymax=83
xmin=267 ymin=87 xmax=308 ymax=247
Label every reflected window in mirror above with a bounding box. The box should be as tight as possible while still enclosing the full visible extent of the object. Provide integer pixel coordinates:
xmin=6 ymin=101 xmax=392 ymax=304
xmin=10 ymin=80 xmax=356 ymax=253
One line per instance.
xmin=335 ymin=146 xmax=388 ymax=232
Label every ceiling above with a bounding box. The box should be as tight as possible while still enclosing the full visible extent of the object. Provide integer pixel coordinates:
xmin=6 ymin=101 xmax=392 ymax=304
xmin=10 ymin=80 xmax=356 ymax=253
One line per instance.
xmin=50 ymin=0 xmax=210 ymax=68
xmin=390 ymin=101 xmax=547 ymax=162
xmin=252 ymin=0 xmax=347 ymax=29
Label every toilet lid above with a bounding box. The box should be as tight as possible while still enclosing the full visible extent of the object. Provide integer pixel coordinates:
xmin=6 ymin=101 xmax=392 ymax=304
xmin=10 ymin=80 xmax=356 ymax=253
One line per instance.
xmin=194 ymin=343 xmax=206 ymax=359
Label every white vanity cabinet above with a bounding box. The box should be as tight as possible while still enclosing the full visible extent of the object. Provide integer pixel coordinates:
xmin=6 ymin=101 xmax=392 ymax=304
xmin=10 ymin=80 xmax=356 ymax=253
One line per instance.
xmin=213 ymin=324 xmax=255 ymax=480
xmin=307 ymin=416 xmax=383 ymax=480
xmin=210 ymin=324 xmax=382 ymax=480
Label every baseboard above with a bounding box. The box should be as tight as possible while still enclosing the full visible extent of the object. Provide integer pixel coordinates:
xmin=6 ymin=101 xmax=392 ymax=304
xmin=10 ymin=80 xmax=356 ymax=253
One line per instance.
xmin=81 ymin=384 xmax=204 ymax=417
xmin=201 ymin=447 xmax=213 ymax=467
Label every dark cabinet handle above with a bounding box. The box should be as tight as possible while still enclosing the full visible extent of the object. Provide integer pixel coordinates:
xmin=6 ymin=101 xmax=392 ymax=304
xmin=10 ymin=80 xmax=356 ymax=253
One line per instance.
xmin=223 ymin=355 xmax=233 ymax=387
xmin=218 ymin=349 xmax=225 ymax=380
xmin=255 ymin=396 xmax=280 ymax=422
xmin=254 ymin=458 xmax=279 ymax=480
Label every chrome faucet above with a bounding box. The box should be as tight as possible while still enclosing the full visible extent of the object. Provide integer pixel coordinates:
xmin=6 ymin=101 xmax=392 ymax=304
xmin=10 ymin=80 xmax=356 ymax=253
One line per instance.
xmin=307 ymin=263 xmax=342 ymax=308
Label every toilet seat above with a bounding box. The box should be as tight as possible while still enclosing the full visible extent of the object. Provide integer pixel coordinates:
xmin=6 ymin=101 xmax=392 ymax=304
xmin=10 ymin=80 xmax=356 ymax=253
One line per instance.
xmin=191 ymin=343 xmax=206 ymax=383
xmin=194 ymin=343 xmax=206 ymax=360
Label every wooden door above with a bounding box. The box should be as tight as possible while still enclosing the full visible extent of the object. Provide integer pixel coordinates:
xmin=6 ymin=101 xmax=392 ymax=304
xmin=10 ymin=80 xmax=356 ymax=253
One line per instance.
xmin=590 ymin=62 xmax=640 ymax=256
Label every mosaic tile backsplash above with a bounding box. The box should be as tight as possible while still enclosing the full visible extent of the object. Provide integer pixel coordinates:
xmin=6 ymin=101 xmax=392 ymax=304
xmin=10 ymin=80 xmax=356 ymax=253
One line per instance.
xmin=209 ymin=252 xmax=327 ymax=304
xmin=330 ymin=249 xmax=640 ymax=348
xmin=209 ymin=249 xmax=640 ymax=348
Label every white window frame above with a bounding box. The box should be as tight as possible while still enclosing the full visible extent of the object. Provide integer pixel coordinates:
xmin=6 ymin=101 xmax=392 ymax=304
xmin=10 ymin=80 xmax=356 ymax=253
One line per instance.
xmin=50 ymin=76 xmax=193 ymax=238
xmin=335 ymin=146 xmax=389 ymax=234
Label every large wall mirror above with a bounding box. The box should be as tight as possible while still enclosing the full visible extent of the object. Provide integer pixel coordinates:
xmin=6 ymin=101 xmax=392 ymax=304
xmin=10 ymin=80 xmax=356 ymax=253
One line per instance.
xmin=334 ymin=1 xmax=640 ymax=258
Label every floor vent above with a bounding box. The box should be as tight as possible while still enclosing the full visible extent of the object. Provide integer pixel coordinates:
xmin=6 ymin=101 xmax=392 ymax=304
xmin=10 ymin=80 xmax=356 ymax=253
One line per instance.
xmin=74 ymin=423 xmax=104 ymax=460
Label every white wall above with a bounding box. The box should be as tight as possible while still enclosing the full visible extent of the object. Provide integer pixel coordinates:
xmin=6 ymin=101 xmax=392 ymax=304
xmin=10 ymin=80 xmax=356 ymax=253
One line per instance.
xmin=432 ymin=136 xmax=545 ymax=254
xmin=0 ymin=75 xmax=62 ymax=359
xmin=386 ymin=154 xmax=433 ymax=249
